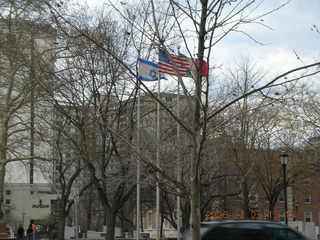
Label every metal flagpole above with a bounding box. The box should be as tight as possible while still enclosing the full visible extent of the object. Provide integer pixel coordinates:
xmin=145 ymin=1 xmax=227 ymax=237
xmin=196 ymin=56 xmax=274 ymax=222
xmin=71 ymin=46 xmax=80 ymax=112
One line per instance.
xmin=176 ymin=78 xmax=182 ymax=240
xmin=156 ymin=72 xmax=161 ymax=240
xmin=176 ymin=46 xmax=182 ymax=239
xmin=137 ymin=81 xmax=141 ymax=240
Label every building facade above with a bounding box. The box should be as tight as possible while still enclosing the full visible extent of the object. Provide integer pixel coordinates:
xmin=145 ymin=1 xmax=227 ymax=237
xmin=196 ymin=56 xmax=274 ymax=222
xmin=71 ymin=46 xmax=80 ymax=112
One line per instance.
xmin=3 ymin=183 xmax=58 ymax=231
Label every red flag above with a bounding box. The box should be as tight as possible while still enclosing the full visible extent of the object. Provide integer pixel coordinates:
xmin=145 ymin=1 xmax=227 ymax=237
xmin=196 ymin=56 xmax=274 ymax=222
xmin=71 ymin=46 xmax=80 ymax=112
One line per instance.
xmin=194 ymin=58 xmax=209 ymax=77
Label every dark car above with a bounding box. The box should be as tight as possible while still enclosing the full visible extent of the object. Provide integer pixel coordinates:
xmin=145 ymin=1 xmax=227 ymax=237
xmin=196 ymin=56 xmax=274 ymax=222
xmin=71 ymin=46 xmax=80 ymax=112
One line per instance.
xmin=184 ymin=220 xmax=309 ymax=240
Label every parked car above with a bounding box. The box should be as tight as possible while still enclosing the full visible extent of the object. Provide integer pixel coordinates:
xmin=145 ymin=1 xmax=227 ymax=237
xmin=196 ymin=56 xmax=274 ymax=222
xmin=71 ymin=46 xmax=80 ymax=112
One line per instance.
xmin=184 ymin=220 xmax=309 ymax=240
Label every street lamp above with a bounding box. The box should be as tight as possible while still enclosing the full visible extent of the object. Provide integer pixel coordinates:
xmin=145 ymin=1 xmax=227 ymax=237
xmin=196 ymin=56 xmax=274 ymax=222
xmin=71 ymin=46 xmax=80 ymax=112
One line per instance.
xmin=280 ymin=152 xmax=289 ymax=224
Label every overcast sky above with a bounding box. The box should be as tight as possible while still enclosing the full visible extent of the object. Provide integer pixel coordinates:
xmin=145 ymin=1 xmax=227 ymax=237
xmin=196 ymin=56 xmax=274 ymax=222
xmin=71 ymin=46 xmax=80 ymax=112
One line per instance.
xmin=213 ymin=0 xmax=319 ymax=75
xmin=78 ymin=0 xmax=319 ymax=76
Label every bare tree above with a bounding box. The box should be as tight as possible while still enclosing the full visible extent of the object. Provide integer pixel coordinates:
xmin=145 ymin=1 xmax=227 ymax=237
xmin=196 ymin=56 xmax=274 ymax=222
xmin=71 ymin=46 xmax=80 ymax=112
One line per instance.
xmin=43 ymin=11 xmax=142 ymax=239
xmin=44 ymin=2 xmax=320 ymax=240
xmin=0 ymin=0 xmax=57 ymax=217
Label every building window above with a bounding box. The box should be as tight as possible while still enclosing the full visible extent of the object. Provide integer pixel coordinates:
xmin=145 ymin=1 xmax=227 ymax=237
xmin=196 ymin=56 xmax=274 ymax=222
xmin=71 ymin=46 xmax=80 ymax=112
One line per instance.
xmin=279 ymin=192 xmax=284 ymax=202
xmin=5 ymin=199 xmax=10 ymax=205
xmin=147 ymin=211 xmax=153 ymax=229
xmin=5 ymin=190 xmax=11 ymax=195
xmin=303 ymin=177 xmax=311 ymax=185
xmin=304 ymin=212 xmax=312 ymax=222
xmin=280 ymin=208 xmax=285 ymax=222
xmin=292 ymin=194 xmax=299 ymax=207
xmin=304 ymin=192 xmax=312 ymax=204
xmin=165 ymin=96 xmax=172 ymax=102
xmin=263 ymin=208 xmax=270 ymax=219
xmin=227 ymin=208 xmax=233 ymax=218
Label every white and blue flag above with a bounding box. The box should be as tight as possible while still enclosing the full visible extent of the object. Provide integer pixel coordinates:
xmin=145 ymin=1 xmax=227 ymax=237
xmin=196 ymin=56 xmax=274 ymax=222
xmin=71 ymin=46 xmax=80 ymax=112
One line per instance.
xmin=138 ymin=58 xmax=159 ymax=81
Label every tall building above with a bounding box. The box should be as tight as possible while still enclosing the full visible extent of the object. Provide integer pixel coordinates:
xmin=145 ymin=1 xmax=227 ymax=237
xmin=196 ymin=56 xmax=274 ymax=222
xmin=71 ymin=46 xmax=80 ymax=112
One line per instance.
xmin=0 ymin=18 xmax=56 ymax=183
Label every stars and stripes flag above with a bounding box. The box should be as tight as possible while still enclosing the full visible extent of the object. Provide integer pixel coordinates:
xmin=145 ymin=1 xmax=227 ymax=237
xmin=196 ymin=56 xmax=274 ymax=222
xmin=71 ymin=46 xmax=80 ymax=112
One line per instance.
xmin=158 ymin=49 xmax=192 ymax=77
xmin=158 ymin=49 xmax=209 ymax=77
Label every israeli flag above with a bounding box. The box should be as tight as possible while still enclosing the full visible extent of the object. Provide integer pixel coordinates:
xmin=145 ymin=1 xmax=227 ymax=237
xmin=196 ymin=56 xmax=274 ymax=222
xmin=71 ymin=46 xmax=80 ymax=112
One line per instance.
xmin=138 ymin=58 xmax=159 ymax=81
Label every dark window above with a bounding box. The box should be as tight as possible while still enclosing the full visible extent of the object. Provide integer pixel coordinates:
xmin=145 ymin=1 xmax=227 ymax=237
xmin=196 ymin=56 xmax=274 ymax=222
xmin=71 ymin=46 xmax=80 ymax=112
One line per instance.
xmin=279 ymin=192 xmax=284 ymax=202
xmin=304 ymin=212 xmax=312 ymax=222
xmin=5 ymin=199 xmax=10 ymax=205
xmin=304 ymin=192 xmax=312 ymax=204
xmin=165 ymin=96 xmax=172 ymax=102
xmin=5 ymin=190 xmax=11 ymax=195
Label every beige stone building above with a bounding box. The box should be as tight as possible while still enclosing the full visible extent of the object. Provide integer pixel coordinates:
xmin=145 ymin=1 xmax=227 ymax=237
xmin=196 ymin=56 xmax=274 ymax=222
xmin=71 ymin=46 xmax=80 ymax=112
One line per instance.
xmin=3 ymin=183 xmax=58 ymax=230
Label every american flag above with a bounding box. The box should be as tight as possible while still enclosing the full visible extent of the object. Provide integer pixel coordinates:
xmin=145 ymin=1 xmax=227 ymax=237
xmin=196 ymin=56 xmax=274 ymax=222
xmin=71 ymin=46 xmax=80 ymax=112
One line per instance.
xmin=158 ymin=49 xmax=192 ymax=77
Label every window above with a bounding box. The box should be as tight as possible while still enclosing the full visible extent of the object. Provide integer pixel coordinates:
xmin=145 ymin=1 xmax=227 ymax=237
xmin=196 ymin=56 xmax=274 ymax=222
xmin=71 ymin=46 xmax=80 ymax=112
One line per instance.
xmin=304 ymin=192 xmax=312 ymax=204
xmin=263 ymin=208 xmax=270 ymax=219
xmin=5 ymin=199 xmax=10 ymax=205
xmin=293 ymin=195 xmax=299 ymax=207
xmin=5 ymin=190 xmax=11 ymax=195
xmin=227 ymin=208 xmax=233 ymax=218
xmin=165 ymin=96 xmax=172 ymax=102
xmin=147 ymin=211 xmax=153 ymax=229
xmin=280 ymin=209 xmax=285 ymax=222
xmin=304 ymin=212 xmax=312 ymax=222
xmin=279 ymin=191 xmax=284 ymax=202
xmin=302 ymin=177 xmax=311 ymax=185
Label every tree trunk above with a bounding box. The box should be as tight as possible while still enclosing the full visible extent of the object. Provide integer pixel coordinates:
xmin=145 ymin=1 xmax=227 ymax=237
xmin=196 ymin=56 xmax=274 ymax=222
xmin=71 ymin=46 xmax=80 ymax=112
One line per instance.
xmin=268 ymin=203 xmax=276 ymax=220
xmin=241 ymin=180 xmax=250 ymax=219
xmin=190 ymin=136 xmax=201 ymax=240
xmin=57 ymin=201 xmax=66 ymax=240
xmin=190 ymin=0 xmax=208 ymax=238
xmin=105 ymin=213 xmax=116 ymax=240
xmin=0 ymin=155 xmax=6 ymax=219
xmin=86 ymin=192 xmax=93 ymax=231
xmin=160 ymin=215 xmax=164 ymax=238
xmin=57 ymin=214 xmax=66 ymax=240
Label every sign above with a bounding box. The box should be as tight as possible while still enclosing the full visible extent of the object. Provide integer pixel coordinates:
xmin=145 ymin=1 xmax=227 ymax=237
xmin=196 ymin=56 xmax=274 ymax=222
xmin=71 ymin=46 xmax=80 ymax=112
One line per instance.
xmin=32 ymin=204 xmax=49 ymax=208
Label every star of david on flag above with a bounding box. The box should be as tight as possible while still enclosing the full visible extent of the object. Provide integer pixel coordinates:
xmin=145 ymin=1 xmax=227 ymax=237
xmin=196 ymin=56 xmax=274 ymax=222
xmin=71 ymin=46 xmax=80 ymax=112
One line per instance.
xmin=137 ymin=58 xmax=159 ymax=81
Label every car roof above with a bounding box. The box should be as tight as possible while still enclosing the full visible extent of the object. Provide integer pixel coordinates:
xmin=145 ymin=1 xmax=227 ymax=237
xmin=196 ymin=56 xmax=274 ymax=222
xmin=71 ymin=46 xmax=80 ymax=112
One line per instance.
xmin=201 ymin=219 xmax=288 ymax=228
xmin=183 ymin=220 xmax=297 ymax=240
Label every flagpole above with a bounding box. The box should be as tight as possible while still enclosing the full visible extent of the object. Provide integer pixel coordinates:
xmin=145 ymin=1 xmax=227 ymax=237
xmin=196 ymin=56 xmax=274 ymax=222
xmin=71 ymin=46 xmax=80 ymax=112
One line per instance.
xmin=156 ymin=72 xmax=161 ymax=240
xmin=176 ymin=46 xmax=182 ymax=240
xmin=137 ymin=80 xmax=141 ymax=240
xmin=176 ymin=77 xmax=182 ymax=240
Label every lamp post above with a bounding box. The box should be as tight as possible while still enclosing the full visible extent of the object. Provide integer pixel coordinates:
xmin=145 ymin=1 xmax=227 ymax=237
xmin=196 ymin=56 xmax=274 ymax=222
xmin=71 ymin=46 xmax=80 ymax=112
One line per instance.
xmin=280 ymin=152 xmax=289 ymax=225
